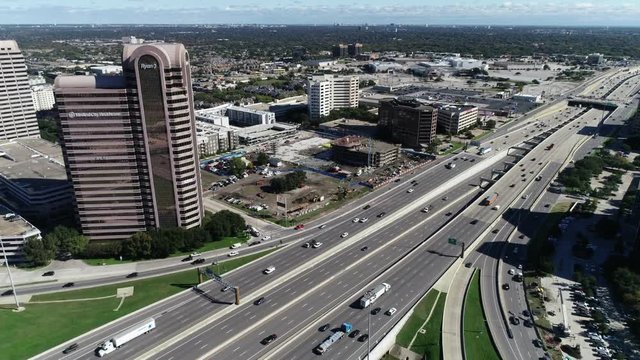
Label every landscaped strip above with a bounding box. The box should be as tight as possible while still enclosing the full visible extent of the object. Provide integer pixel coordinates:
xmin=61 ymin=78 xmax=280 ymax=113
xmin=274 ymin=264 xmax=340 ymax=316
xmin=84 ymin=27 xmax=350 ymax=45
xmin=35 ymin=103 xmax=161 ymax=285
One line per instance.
xmin=410 ymin=292 xmax=447 ymax=359
xmin=396 ymin=289 xmax=440 ymax=347
xmin=463 ymin=270 xmax=500 ymax=360
xmin=0 ymin=248 xmax=276 ymax=360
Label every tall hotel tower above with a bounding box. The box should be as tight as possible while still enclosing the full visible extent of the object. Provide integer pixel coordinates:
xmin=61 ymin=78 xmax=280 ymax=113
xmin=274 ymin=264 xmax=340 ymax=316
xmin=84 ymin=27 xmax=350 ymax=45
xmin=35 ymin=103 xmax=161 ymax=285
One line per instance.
xmin=54 ymin=43 xmax=203 ymax=241
xmin=0 ymin=40 xmax=39 ymax=140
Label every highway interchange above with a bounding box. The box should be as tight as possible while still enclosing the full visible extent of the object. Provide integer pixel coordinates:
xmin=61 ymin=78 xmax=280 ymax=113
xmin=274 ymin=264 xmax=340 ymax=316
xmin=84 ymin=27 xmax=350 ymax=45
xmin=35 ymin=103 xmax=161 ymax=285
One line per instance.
xmin=34 ymin=67 xmax=640 ymax=360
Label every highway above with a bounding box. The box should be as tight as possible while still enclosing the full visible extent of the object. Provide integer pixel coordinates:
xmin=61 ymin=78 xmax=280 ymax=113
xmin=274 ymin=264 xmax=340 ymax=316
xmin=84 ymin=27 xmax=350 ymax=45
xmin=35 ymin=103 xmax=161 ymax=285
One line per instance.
xmin=32 ymin=68 xmax=639 ymax=360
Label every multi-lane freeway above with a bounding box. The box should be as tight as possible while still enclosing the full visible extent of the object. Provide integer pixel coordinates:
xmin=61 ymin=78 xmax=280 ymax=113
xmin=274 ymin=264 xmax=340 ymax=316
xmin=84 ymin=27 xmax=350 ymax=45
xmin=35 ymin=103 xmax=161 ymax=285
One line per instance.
xmin=33 ymin=67 xmax=640 ymax=360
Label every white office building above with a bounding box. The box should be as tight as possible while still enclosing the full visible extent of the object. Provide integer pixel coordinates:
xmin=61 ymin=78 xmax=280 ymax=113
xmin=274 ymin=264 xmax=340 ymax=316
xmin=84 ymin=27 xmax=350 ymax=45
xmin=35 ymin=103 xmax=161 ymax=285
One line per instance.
xmin=0 ymin=40 xmax=40 ymax=140
xmin=307 ymin=75 xmax=359 ymax=121
xmin=31 ymin=84 xmax=56 ymax=111
xmin=0 ymin=205 xmax=42 ymax=264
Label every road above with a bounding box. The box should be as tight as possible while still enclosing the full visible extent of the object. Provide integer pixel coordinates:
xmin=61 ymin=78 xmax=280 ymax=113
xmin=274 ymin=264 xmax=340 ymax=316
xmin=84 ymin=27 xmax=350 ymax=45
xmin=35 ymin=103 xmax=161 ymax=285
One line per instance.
xmin=32 ymin=68 xmax=639 ymax=360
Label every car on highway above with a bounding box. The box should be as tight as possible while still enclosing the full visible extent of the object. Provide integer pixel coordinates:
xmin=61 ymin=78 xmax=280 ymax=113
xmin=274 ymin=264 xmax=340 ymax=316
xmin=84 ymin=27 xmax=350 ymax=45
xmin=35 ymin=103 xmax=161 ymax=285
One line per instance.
xmin=533 ymin=339 xmax=542 ymax=348
xmin=263 ymin=266 xmax=276 ymax=274
xmin=422 ymin=207 xmax=430 ymax=213
xmin=386 ymin=307 xmax=397 ymax=316
xmin=524 ymin=319 xmax=532 ymax=327
xmin=522 ymin=194 xmax=529 ymax=199
xmin=254 ymin=297 xmax=265 ymax=305
xmin=445 ymin=212 xmax=452 ymax=216
xmin=377 ymin=212 xmax=386 ymax=218
xmin=228 ymin=251 xmax=239 ymax=257
xmin=312 ymin=241 xmax=323 ymax=248
xmin=353 ymin=217 xmax=360 ymax=223
xmin=249 ymin=241 xmax=261 ymax=246
xmin=407 ymin=188 xmax=414 ymax=193
xmin=62 ymin=282 xmax=75 ymax=288
xmin=302 ymin=242 xmax=310 ymax=248
xmin=190 ymin=252 xmax=201 ymax=257
xmin=126 ymin=272 xmax=138 ymax=278
xmin=221 ymin=286 xmax=232 ymax=292
xmin=371 ymin=307 xmax=382 ymax=315
xmin=261 ymin=334 xmax=277 ymax=345
xmin=523 ymin=310 xmax=531 ymax=317
xmin=318 ymin=224 xmax=327 ymax=229
xmin=341 ymin=232 xmax=349 ymax=238
xmin=363 ymin=204 xmax=371 ymax=210
xmin=358 ymin=334 xmax=369 ymax=342
xmin=62 ymin=343 xmax=79 ymax=354
xmin=261 ymin=235 xmax=271 ymax=241
xmin=361 ymin=246 xmax=369 ymax=251
xmin=319 ymin=323 xmax=331 ymax=332
xmin=470 ymin=219 xmax=479 ymax=225
xmin=192 ymin=258 xmax=206 ymax=265
xmin=42 ymin=271 xmax=55 ymax=276
xmin=509 ymin=183 xmax=515 ymax=187
xmin=492 ymin=228 xmax=499 ymax=234
xmin=503 ymin=283 xmax=510 ymax=290
xmin=350 ymin=329 xmax=361 ymax=338
xmin=510 ymin=316 xmax=520 ymax=325
xmin=294 ymin=224 xmax=304 ymax=230
xmin=442 ymin=196 xmax=448 ymax=201
xmin=360 ymin=218 xmax=369 ymax=223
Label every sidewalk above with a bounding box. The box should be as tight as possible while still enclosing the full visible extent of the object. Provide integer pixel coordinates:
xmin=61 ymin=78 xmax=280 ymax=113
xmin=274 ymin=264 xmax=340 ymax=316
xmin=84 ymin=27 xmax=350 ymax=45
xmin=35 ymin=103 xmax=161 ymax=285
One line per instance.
xmin=441 ymin=264 xmax=474 ymax=360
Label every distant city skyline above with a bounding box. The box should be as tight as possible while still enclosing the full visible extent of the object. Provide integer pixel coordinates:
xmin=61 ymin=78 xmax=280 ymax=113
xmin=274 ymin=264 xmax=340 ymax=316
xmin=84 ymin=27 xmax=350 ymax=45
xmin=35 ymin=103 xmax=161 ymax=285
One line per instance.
xmin=0 ymin=1 xmax=638 ymax=26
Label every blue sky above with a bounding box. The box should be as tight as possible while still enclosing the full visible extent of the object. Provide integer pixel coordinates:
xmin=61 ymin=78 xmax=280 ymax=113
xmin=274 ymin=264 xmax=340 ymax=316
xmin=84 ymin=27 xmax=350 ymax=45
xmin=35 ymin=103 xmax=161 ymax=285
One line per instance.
xmin=0 ymin=1 xmax=638 ymax=26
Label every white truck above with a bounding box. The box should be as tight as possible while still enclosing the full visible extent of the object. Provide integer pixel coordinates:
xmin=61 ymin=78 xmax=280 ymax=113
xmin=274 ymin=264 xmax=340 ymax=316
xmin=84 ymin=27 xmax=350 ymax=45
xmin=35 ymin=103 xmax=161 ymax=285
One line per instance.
xmin=478 ymin=147 xmax=492 ymax=155
xmin=96 ymin=318 xmax=156 ymax=357
xmin=359 ymin=283 xmax=391 ymax=308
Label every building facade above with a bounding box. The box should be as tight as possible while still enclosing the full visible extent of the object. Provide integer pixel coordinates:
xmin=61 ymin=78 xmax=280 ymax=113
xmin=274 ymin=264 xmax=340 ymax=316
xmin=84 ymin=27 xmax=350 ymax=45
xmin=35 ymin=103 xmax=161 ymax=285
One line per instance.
xmin=54 ymin=43 xmax=203 ymax=242
xmin=378 ymin=98 xmax=438 ymax=148
xmin=31 ymin=84 xmax=56 ymax=111
xmin=226 ymin=105 xmax=276 ymax=126
xmin=0 ymin=205 xmax=41 ymax=264
xmin=348 ymin=43 xmax=363 ymax=57
xmin=435 ymin=104 xmax=479 ymax=134
xmin=0 ymin=40 xmax=40 ymax=140
xmin=332 ymin=136 xmax=399 ymax=168
xmin=332 ymin=44 xmax=348 ymax=58
xmin=307 ymin=75 xmax=359 ymax=121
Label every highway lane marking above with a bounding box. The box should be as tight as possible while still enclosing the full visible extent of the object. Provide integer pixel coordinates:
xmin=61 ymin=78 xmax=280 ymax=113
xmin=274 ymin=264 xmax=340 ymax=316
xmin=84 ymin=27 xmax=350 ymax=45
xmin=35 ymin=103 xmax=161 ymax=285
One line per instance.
xmin=220 ymin=324 xmax=228 ymax=330
xmin=232 ymin=346 xmax=240 ymax=352
xmin=226 ymin=329 xmax=233 ymax=334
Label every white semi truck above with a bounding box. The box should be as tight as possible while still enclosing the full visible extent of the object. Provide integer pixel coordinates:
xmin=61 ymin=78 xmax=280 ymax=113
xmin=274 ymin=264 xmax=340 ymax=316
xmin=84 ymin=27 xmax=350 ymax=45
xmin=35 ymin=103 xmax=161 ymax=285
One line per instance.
xmin=359 ymin=283 xmax=391 ymax=308
xmin=96 ymin=318 xmax=156 ymax=357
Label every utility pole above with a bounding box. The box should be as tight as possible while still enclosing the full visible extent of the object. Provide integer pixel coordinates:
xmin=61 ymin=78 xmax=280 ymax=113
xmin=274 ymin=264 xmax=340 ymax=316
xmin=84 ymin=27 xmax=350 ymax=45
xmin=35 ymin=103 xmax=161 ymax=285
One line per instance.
xmin=460 ymin=242 xmax=466 ymax=258
xmin=0 ymin=236 xmax=24 ymax=311
xmin=367 ymin=307 xmax=371 ymax=359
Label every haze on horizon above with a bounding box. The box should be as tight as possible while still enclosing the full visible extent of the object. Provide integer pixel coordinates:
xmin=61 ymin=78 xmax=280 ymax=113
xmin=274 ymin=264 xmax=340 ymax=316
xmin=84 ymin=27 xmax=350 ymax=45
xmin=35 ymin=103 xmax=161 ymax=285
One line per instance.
xmin=0 ymin=0 xmax=638 ymax=27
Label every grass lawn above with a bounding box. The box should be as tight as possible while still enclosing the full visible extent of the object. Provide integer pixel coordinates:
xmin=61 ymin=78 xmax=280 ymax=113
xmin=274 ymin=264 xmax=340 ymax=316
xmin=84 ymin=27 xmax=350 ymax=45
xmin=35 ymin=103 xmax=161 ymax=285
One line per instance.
xmin=396 ymin=290 xmax=440 ymax=347
xmin=83 ymin=235 xmax=250 ymax=266
xmin=473 ymin=130 xmax=492 ymax=141
xmin=0 ymin=249 xmax=276 ymax=360
xmin=442 ymin=141 xmax=465 ymax=155
xmin=463 ymin=270 xmax=500 ymax=360
xmin=410 ymin=292 xmax=446 ymax=359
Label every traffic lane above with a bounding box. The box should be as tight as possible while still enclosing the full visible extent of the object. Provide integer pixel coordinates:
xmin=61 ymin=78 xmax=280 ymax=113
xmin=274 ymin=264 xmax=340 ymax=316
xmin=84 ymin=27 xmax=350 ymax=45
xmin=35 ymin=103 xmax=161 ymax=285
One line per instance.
xmin=154 ymin=184 xmax=485 ymax=360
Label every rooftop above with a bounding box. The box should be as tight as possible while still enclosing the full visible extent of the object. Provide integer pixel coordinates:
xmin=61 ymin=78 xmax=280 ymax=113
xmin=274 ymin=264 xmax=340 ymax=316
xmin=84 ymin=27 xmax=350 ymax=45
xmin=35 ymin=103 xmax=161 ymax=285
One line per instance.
xmin=0 ymin=204 xmax=39 ymax=238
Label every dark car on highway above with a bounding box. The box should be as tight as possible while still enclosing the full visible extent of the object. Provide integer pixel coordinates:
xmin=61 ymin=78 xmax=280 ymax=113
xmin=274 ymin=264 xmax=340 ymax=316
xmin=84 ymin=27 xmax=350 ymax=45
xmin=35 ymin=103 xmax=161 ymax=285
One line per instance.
xmin=319 ymin=323 xmax=331 ymax=332
xmin=503 ymin=283 xmax=510 ymax=290
xmin=377 ymin=212 xmax=386 ymax=218
xmin=1 ymin=289 xmax=14 ymax=296
xmin=254 ymin=297 xmax=265 ymax=305
xmin=62 ymin=343 xmax=79 ymax=354
xmin=470 ymin=219 xmax=479 ymax=225
xmin=261 ymin=334 xmax=277 ymax=345
xmin=42 ymin=271 xmax=55 ymax=276
xmin=358 ymin=334 xmax=369 ymax=342
xmin=510 ymin=316 xmax=520 ymax=325
xmin=371 ymin=307 xmax=382 ymax=315
xmin=191 ymin=258 xmax=205 ymax=265
xmin=361 ymin=246 xmax=369 ymax=251
xmin=363 ymin=204 xmax=371 ymax=210
xmin=126 ymin=272 xmax=138 ymax=278
xmin=350 ymin=329 xmax=361 ymax=338
xmin=62 ymin=282 xmax=75 ymax=288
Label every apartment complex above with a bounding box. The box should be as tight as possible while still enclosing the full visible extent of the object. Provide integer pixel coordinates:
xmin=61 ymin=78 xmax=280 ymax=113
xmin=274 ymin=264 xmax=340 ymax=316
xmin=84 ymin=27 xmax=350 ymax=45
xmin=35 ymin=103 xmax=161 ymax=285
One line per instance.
xmin=434 ymin=104 xmax=479 ymax=134
xmin=307 ymin=75 xmax=359 ymax=121
xmin=54 ymin=43 xmax=203 ymax=242
xmin=0 ymin=40 xmax=39 ymax=140
xmin=378 ymin=98 xmax=438 ymax=148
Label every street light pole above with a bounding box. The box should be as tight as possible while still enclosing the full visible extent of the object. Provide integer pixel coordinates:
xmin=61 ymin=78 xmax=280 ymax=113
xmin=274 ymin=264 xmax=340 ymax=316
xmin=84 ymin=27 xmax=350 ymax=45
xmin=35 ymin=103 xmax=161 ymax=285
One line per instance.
xmin=0 ymin=236 xmax=22 ymax=311
xmin=367 ymin=307 xmax=371 ymax=360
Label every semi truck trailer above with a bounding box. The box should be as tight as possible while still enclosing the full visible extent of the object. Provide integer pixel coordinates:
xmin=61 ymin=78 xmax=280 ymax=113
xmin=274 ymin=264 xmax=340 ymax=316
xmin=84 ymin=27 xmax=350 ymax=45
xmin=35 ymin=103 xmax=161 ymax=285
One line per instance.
xmin=359 ymin=283 xmax=391 ymax=308
xmin=314 ymin=322 xmax=352 ymax=354
xmin=96 ymin=318 xmax=156 ymax=357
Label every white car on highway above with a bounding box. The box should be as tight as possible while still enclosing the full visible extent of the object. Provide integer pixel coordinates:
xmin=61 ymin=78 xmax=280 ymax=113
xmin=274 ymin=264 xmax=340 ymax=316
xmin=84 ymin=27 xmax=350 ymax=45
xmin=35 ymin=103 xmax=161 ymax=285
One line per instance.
xmin=508 ymin=268 xmax=515 ymax=275
xmin=353 ymin=218 xmax=360 ymax=223
xmin=407 ymin=188 xmax=414 ymax=193
xmin=422 ymin=207 xmax=429 ymax=213
xmin=341 ymin=232 xmax=349 ymax=238
xmin=359 ymin=218 xmax=368 ymax=223
xmin=263 ymin=266 xmax=276 ymax=274
xmin=261 ymin=235 xmax=271 ymax=241
xmin=312 ymin=242 xmax=323 ymax=248
xmin=228 ymin=251 xmax=239 ymax=257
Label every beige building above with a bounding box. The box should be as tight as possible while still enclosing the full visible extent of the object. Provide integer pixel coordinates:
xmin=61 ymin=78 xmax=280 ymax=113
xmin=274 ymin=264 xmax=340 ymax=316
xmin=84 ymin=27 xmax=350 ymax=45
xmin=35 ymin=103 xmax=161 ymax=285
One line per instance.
xmin=435 ymin=104 xmax=479 ymax=134
xmin=54 ymin=43 xmax=203 ymax=242
xmin=0 ymin=40 xmax=39 ymax=140
xmin=307 ymin=75 xmax=359 ymax=121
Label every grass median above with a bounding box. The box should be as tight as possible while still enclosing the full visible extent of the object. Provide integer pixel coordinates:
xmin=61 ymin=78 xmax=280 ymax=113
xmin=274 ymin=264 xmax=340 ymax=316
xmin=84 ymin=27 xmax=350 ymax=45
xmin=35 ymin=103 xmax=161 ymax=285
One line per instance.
xmin=0 ymin=248 xmax=276 ymax=360
xmin=410 ymin=292 xmax=446 ymax=359
xmin=463 ymin=270 xmax=500 ymax=360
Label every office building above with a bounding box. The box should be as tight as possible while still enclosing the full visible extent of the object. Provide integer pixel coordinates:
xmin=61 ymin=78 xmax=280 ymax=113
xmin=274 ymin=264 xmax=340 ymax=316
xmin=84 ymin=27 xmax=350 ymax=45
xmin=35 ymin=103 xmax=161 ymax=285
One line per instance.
xmin=348 ymin=43 xmax=363 ymax=57
xmin=332 ymin=135 xmax=399 ymax=168
xmin=587 ymin=53 xmax=604 ymax=66
xmin=31 ymin=84 xmax=56 ymax=111
xmin=435 ymin=104 xmax=479 ymax=134
xmin=227 ymin=105 xmax=276 ymax=127
xmin=54 ymin=43 xmax=203 ymax=242
xmin=332 ymin=44 xmax=348 ymax=58
xmin=307 ymin=75 xmax=359 ymax=121
xmin=0 ymin=40 xmax=40 ymax=140
xmin=0 ymin=205 xmax=41 ymax=264
xmin=378 ymin=98 xmax=438 ymax=148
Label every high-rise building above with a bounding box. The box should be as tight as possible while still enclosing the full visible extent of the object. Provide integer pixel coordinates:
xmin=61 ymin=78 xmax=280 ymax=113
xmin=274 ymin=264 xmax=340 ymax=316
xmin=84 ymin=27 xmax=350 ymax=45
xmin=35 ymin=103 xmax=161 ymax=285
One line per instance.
xmin=332 ymin=44 xmax=348 ymax=58
xmin=0 ymin=40 xmax=40 ymax=140
xmin=31 ymin=84 xmax=56 ymax=111
xmin=307 ymin=75 xmax=359 ymax=121
xmin=348 ymin=43 xmax=363 ymax=57
xmin=434 ymin=104 xmax=479 ymax=134
xmin=54 ymin=43 xmax=203 ymax=242
xmin=378 ymin=98 xmax=438 ymax=148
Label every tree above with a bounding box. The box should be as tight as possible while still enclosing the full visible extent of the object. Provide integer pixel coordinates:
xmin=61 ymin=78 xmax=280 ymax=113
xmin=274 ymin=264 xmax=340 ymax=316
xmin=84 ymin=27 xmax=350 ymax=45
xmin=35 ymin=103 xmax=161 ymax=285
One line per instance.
xmin=255 ymin=152 xmax=269 ymax=166
xmin=269 ymin=171 xmax=307 ymax=193
xmin=543 ymin=64 xmax=551 ymax=70
xmin=122 ymin=232 xmax=153 ymax=260
xmin=204 ymin=210 xmax=246 ymax=240
xmin=486 ymin=119 xmax=496 ymax=129
xmin=228 ymin=157 xmax=247 ymax=177
xmin=43 ymin=225 xmax=89 ymax=256
xmin=23 ymin=236 xmax=55 ymax=266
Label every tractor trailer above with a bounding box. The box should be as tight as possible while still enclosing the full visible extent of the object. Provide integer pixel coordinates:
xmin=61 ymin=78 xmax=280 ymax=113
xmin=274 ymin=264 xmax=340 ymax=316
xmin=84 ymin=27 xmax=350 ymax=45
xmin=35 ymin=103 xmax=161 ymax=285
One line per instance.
xmin=314 ymin=322 xmax=352 ymax=354
xmin=359 ymin=283 xmax=391 ymax=308
xmin=96 ymin=318 xmax=156 ymax=357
